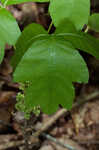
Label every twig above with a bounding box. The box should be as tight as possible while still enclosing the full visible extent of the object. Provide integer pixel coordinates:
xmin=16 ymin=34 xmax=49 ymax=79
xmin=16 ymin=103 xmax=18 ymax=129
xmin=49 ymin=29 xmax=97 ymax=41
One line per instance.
xmin=73 ymin=90 xmax=99 ymax=108
xmin=0 ymin=120 xmax=12 ymax=127
xmin=48 ymin=21 xmax=53 ymax=33
xmin=0 ymin=140 xmax=24 ymax=150
xmin=42 ymin=133 xmax=77 ymax=150
xmin=33 ymin=91 xmax=99 ymax=137
xmin=33 ymin=108 xmax=67 ymax=137
xmin=0 ymin=91 xmax=99 ymax=149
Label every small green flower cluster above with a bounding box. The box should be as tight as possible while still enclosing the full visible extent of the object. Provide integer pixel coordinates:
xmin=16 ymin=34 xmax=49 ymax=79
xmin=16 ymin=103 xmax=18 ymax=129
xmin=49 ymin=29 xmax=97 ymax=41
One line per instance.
xmin=16 ymin=82 xmax=40 ymax=119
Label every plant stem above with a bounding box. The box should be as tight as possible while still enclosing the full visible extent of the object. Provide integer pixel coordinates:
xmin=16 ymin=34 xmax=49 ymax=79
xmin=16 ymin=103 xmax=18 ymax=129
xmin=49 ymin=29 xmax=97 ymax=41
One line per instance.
xmin=84 ymin=25 xmax=89 ymax=33
xmin=48 ymin=21 xmax=53 ymax=33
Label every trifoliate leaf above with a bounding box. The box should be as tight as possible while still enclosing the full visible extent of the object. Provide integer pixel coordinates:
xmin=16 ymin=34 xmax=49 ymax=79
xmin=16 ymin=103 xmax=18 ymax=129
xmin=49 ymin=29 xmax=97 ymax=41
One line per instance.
xmin=13 ymin=35 xmax=89 ymax=114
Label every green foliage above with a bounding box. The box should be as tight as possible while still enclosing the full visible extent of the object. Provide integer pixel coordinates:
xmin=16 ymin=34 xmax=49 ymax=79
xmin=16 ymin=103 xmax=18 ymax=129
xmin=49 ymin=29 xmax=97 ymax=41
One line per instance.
xmin=11 ymin=23 xmax=47 ymax=70
xmin=16 ymin=92 xmax=33 ymax=119
xmin=0 ymin=42 xmax=5 ymax=63
xmin=13 ymin=25 xmax=89 ymax=113
xmin=0 ymin=8 xmax=21 ymax=63
xmin=13 ymin=20 xmax=99 ymax=114
xmin=0 ymin=0 xmax=5 ymax=4
xmin=0 ymin=0 xmax=99 ymax=115
xmin=49 ymin=0 xmax=90 ymax=30
xmin=1 ymin=0 xmax=49 ymax=6
xmin=16 ymin=90 xmax=40 ymax=119
xmin=0 ymin=8 xmax=21 ymax=45
xmin=88 ymin=13 xmax=99 ymax=32
xmin=55 ymin=20 xmax=99 ymax=59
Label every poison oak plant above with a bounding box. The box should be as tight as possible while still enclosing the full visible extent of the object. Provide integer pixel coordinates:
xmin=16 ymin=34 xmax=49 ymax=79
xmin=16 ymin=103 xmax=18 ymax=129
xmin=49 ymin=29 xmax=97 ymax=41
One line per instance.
xmin=0 ymin=0 xmax=99 ymax=116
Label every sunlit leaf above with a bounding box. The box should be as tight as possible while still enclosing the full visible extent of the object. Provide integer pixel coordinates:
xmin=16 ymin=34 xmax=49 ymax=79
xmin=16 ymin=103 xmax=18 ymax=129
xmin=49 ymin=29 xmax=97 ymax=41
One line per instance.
xmin=49 ymin=0 xmax=90 ymax=30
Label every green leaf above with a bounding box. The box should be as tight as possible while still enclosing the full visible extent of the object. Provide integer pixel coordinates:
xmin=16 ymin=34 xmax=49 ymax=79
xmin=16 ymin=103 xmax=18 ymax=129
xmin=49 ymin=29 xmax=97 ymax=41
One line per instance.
xmin=0 ymin=8 xmax=21 ymax=45
xmin=0 ymin=42 xmax=5 ymax=63
xmin=1 ymin=0 xmax=5 ymax=4
xmin=55 ymin=19 xmax=77 ymax=33
xmin=11 ymin=23 xmax=47 ymax=70
xmin=0 ymin=8 xmax=21 ymax=64
xmin=55 ymin=22 xmax=99 ymax=58
xmin=49 ymin=0 xmax=90 ymax=30
xmin=13 ymin=35 xmax=88 ymax=114
xmin=5 ymin=0 xmax=49 ymax=6
xmin=88 ymin=13 xmax=99 ymax=32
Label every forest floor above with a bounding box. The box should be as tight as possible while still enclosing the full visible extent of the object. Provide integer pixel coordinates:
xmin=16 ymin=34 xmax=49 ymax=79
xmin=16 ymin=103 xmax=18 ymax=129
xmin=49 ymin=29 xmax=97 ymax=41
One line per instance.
xmin=0 ymin=1 xmax=99 ymax=150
